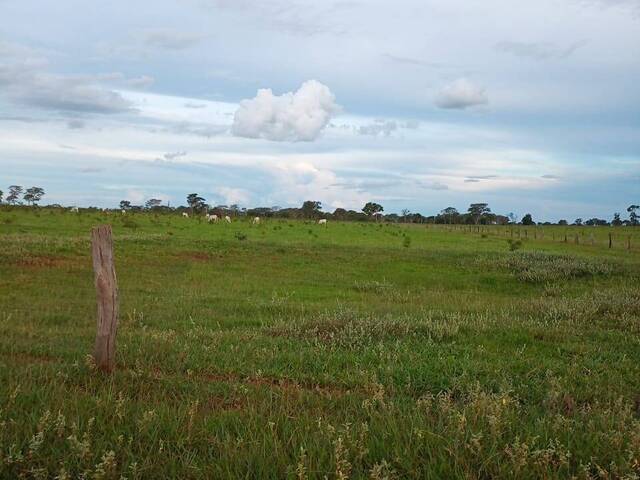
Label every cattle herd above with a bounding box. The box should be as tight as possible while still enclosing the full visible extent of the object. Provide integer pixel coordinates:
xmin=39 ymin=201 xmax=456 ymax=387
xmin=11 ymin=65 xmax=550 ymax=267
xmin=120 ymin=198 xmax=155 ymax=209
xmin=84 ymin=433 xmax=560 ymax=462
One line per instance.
xmin=67 ymin=207 xmax=329 ymax=225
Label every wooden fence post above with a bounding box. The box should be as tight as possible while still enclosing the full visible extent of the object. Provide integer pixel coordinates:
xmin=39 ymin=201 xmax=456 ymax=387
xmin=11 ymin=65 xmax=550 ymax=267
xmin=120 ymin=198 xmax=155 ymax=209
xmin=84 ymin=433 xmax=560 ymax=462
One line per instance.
xmin=91 ymin=225 xmax=118 ymax=373
xmin=609 ymin=232 xmax=612 ymax=249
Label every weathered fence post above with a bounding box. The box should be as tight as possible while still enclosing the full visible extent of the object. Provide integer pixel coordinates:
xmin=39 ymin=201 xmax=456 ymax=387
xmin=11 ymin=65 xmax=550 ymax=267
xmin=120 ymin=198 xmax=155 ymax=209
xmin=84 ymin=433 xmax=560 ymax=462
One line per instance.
xmin=609 ymin=232 xmax=612 ymax=249
xmin=91 ymin=225 xmax=118 ymax=373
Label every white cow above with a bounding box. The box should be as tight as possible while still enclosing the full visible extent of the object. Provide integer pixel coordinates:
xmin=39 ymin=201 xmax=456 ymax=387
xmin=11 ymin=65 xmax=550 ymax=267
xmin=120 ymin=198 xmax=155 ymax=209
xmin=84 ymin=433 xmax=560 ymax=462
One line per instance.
xmin=318 ymin=219 xmax=327 ymax=226
xmin=206 ymin=214 xmax=218 ymax=223
xmin=252 ymin=217 xmax=260 ymax=224
xmin=70 ymin=207 xmax=79 ymax=213
xmin=224 ymin=215 xmax=231 ymax=223
xmin=182 ymin=212 xmax=189 ymax=218
xmin=121 ymin=209 xmax=126 ymax=215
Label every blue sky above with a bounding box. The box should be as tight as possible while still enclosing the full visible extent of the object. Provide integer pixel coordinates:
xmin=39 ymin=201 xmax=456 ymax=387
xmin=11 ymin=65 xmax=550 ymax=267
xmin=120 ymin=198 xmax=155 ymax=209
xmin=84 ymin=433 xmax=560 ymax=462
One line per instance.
xmin=1 ymin=0 xmax=638 ymax=221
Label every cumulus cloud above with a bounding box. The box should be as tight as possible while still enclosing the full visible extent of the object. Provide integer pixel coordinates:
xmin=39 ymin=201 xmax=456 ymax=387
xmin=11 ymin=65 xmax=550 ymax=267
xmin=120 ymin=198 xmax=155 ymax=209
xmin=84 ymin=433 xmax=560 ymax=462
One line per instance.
xmin=434 ymin=78 xmax=488 ymax=110
xmin=232 ymin=80 xmax=338 ymax=142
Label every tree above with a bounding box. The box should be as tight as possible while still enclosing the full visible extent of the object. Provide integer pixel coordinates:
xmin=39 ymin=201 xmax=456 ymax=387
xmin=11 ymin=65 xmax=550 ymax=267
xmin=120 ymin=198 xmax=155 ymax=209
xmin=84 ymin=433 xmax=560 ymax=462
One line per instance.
xmin=508 ymin=212 xmax=518 ymax=224
xmin=6 ymin=185 xmax=23 ymax=205
xmin=119 ymin=200 xmax=132 ymax=210
xmin=301 ymin=200 xmax=322 ymax=219
xmin=362 ymin=202 xmax=384 ymax=217
xmin=145 ymin=198 xmax=162 ymax=210
xmin=441 ymin=207 xmax=459 ymax=224
xmin=186 ymin=193 xmax=206 ymax=214
xmin=628 ymin=204 xmax=639 ymax=226
xmin=558 ymin=219 xmax=568 ymax=226
xmin=333 ymin=208 xmax=347 ymax=220
xmin=612 ymin=212 xmax=623 ymax=226
xmin=0 ymin=189 xmax=3 ymax=203
xmin=23 ymin=186 xmax=45 ymax=206
xmin=521 ymin=213 xmax=535 ymax=225
xmin=467 ymin=203 xmax=491 ymax=224
xmin=401 ymin=209 xmax=411 ymax=223
xmin=573 ymin=218 xmax=583 ymax=226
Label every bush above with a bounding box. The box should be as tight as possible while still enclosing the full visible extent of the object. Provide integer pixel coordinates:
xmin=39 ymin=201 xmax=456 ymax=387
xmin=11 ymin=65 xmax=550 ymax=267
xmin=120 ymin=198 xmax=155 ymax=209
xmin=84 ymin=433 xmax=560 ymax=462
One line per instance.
xmin=235 ymin=232 xmax=247 ymax=241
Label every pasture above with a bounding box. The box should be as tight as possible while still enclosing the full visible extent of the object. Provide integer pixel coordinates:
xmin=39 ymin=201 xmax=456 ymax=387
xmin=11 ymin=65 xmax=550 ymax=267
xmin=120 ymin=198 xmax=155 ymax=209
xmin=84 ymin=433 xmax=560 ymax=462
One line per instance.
xmin=1 ymin=207 xmax=639 ymax=479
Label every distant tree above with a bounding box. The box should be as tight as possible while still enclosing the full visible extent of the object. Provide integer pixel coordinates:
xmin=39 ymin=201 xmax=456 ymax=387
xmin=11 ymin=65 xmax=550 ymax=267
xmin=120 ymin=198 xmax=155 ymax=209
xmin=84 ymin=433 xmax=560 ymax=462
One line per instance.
xmin=585 ymin=218 xmax=608 ymax=226
xmin=0 ymin=189 xmax=3 ymax=203
xmin=145 ymin=198 xmax=163 ymax=210
xmin=23 ymin=186 xmax=45 ymax=206
xmin=119 ymin=200 xmax=132 ymax=210
xmin=612 ymin=212 xmax=623 ymax=226
xmin=187 ymin=193 xmax=207 ymax=214
xmin=628 ymin=204 xmax=639 ymax=226
xmin=467 ymin=203 xmax=491 ymax=224
xmin=401 ymin=209 xmax=411 ymax=222
xmin=362 ymin=202 xmax=384 ymax=217
xmin=521 ymin=213 xmax=535 ymax=225
xmin=440 ymin=207 xmax=459 ymax=224
xmin=573 ymin=218 xmax=583 ymax=226
xmin=301 ymin=200 xmax=322 ymax=219
xmin=6 ymin=185 xmax=23 ymax=205
xmin=558 ymin=219 xmax=568 ymax=226
xmin=333 ymin=208 xmax=347 ymax=220
xmin=508 ymin=212 xmax=518 ymax=224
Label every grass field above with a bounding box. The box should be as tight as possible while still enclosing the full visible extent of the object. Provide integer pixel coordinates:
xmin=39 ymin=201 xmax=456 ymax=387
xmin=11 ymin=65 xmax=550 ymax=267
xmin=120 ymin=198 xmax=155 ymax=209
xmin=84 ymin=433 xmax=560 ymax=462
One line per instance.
xmin=1 ymin=207 xmax=639 ymax=479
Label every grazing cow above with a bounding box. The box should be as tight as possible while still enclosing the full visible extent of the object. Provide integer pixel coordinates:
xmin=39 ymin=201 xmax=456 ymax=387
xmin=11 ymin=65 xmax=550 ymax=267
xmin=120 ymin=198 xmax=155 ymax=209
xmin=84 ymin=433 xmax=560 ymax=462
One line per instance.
xmin=252 ymin=217 xmax=260 ymax=224
xmin=318 ymin=219 xmax=327 ymax=226
xmin=206 ymin=214 xmax=218 ymax=223
xmin=121 ymin=209 xmax=126 ymax=215
xmin=70 ymin=207 xmax=79 ymax=213
xmin=224 ymin=215 xmax=231 ymax=223
xmin=182 ymin=212 xmax=189 ymax=218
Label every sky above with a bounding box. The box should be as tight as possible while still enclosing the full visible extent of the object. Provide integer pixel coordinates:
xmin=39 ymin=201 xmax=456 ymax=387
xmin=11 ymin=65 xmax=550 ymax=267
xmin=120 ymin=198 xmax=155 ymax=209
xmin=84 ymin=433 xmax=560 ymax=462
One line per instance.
xmin=1 ymin=0 xmax=639 ymax=221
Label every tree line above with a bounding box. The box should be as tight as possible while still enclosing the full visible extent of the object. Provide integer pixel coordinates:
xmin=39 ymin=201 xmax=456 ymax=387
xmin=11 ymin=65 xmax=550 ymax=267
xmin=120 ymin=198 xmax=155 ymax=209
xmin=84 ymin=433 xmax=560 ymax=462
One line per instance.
xmin=1 ymin=185 xmax=637 ymax=226
xmin=117 ymin=195 xmax=640 ymax=226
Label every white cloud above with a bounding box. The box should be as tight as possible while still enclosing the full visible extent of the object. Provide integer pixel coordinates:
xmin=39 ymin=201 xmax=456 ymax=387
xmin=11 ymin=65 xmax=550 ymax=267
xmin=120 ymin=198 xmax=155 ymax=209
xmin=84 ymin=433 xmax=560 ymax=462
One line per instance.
xmin=269 ymin=162 xmax=370 ymax=209
xmin=231 ymin=80 xmax=339 ymax=142
xmin=214 ymin=186 xmax=251 ymax=205
xmin=435 ymin=78 xmax=488 ymax=110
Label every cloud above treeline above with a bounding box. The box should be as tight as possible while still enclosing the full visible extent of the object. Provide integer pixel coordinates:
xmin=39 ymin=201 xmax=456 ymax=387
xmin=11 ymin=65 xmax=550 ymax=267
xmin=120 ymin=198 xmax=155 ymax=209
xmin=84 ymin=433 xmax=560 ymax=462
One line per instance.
xmin=435 ymin=78 xmax=488 ymax=110
xmin=231 ymin=80 xmax=339 ymax=141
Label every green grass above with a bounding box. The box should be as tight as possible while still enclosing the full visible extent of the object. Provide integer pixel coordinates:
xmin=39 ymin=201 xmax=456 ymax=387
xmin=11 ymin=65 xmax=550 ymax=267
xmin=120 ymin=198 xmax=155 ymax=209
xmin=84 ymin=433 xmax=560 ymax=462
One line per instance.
xmin=1 ymin=207 xmax=639 ymax=479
